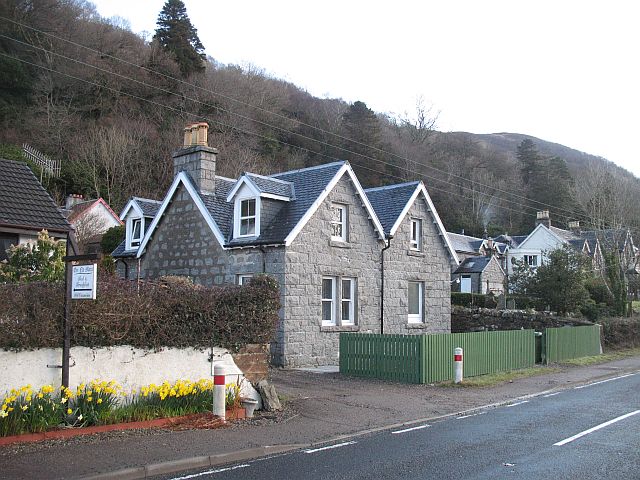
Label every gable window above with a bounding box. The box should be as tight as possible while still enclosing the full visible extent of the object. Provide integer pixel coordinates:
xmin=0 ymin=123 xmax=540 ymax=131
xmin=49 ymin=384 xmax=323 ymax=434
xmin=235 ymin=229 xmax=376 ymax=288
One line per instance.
xmin=322 ymin=276 xmax=357 ymax=326
xmin=523 ymin=255 xmax=538 ymax=267
xmin=131 ymin=218 xmax=143 ymax=247
xmin=410 ymin=219 xmax=422 ymax=251
xmin=408 ymin=281 xmax=424 ymax=324
xmin=330 ymin=204 xmax=347 ymax=241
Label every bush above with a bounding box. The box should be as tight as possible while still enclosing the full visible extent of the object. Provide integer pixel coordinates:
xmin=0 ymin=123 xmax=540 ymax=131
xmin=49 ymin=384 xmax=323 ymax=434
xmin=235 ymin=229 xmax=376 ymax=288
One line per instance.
xmin=505 ymin=294 xmax=547 ymax=311
xmin=451 ymin=293 xmax=497 ymax=309
xmin=584 ymin=278 xmax=614 ymax=306
xmin=0 ymin=274 xmax=280 ymax=351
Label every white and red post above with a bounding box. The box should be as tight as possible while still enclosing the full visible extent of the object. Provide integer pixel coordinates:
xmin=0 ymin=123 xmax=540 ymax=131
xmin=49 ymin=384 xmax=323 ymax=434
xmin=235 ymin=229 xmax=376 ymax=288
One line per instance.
xmin=454 ymin=347 xmax=463 ymax=384
xmin=213 ymin=363 xmax=226 ymax=421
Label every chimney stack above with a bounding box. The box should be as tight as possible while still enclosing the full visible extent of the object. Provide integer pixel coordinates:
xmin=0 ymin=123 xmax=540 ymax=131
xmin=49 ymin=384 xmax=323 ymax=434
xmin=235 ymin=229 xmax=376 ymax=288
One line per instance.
xmin=65 ymin=193 xmax=84 ymax=209
xmin=173 ymin=122 xmax=218 ymax=195
xmin=535 ymin=210 xmax=551 ymax=229
xmin=568 ymin=221 xmax=581 ymax=234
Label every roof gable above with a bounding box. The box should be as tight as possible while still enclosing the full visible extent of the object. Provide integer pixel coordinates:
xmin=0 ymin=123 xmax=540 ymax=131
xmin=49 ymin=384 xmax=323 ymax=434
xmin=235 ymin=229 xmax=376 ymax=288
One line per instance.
xmin=279 ymin=162 xmax=385 ymax=246
xmin=68 ymin=198 xmax=122 ymax=225
xmin=120 ymin=197 xmax=162 ymax=220
xmin=516 ymin=223 xmax=566 ymax=250
xmin=137 ymin=172 xmax=225 ymax=257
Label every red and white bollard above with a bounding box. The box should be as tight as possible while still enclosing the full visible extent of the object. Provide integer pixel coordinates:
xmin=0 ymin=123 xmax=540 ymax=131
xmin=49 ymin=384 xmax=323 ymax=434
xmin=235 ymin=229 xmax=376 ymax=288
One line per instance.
xmin=213 ymin=363 xmax=226 ymax=421
xmin=454 ymin=347 xmax=463 ymax=384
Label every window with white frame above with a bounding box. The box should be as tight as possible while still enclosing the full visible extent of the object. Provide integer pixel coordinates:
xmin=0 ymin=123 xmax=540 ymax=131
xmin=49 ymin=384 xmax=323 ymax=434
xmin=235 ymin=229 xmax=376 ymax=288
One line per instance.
xmin=322 ymin=276 xmax=357 ymax=326
xmin=410 ymin=219 xmax=422 ymax=251
xmin=236 ymin=198 xmax=258 ymax=237
xmin=341 ymin=278 xmax=355 ymax=325
xmin=238 ymin=274 xmax=253 ymax=286
xmin=322 ymin=277 xmax=336 ymax=325
xmin=523 ymin=255 xmax=538 ymax=267
xmin=408 ymin=281 xmax=424 ymax=324
xmin=330 ymin=204 xmax=347 ymax=241
xmin=130 ymin=218 xmax=143 ymax=247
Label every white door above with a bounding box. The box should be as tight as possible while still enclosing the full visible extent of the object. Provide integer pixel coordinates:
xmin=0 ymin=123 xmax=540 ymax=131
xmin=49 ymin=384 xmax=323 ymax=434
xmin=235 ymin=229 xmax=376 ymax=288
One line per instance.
xmin=461 ymin=276 xmax=472 ymax=293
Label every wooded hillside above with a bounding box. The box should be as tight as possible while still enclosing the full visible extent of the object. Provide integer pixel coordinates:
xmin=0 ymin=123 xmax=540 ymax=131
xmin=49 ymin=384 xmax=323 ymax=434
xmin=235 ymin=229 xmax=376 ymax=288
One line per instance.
xmin=1 ymin=0 xmax=638 ymax=238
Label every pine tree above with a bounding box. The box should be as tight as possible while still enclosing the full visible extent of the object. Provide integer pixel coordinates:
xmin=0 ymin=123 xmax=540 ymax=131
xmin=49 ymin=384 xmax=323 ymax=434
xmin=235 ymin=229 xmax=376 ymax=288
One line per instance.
xmin=154 ymin=0 xmax=205 ymax=77
xmin=342 ymin=101 xmax=386 ymax=186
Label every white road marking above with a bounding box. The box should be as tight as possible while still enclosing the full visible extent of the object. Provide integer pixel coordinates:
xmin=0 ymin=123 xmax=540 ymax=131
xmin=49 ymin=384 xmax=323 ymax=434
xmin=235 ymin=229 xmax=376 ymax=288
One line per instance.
xmin=169 ymin=464 xmax=250 ymax=479
xmin=304 ymin=441 xmax=357 ymax=453
xmin=574 ymin=373 xmax=636 ymax=390
xmin=457 ymin=412 xmax=487 ymax=420
xmin=391 ymin=424 xmax=431 ymax=434
xmin=543 ymin=392 xmax=561 ymax=398
xmin=505 ymin=401 xmax=529 ymax=408
xmin=554 ymin=410 xmax=640 ymax=446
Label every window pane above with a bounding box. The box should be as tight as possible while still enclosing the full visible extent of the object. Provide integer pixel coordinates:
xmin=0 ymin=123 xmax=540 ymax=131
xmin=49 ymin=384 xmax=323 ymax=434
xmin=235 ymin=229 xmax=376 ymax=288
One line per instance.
xmin=322 ymin=301 xmax=333 ymax=322
xmin=132 ymin=220 xmax=141 ymax=239
xmin=240 ymin=218 xmax=255 ymax=236
xmin=342 ymin=301 xmax=350 ymax=321
xmin=322 ymin=278 xmax=333 ymax=300
xmin=247 ymin=199 xmax=255 ymax=216
xmin=332 ymin=206 xmax=342 ymax=222
xmin=342 ymin=279 xmax=351 ymax=299
xmin=331 ymin=223 xmax=342 ymax=238
xmin=408 ymin=282 xmax=420 ymax=315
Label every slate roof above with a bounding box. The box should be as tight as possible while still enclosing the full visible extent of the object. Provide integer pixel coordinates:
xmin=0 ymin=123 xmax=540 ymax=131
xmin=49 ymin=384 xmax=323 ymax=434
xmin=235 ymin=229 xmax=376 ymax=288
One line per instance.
xmin=246 ymin=173 xmax=294 ymax=199
xmin=494 ymin=234 xmax=527 ymax=248
xmin=111 ymin=240 xmax=136 ymax=258
xmin=454 ymin=256 xmax=492 ymax=274
xmin=447 ymin=232 xmax=484 ymax=254
xmin=136 ymin=198 xmax=163 ymax=217
xmin=364 ymin=182 xmax=419 ymax=235
xmin=0 ymin=158 xmax=71 ymax=234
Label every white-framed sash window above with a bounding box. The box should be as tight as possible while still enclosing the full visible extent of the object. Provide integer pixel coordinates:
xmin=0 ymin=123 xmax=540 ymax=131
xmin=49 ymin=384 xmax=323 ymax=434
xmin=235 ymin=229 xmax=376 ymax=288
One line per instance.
xmin=410 ymin=219 xmax=422 ymax=251
xmin=322 ymin=276 xmax=357 ymax=326
xmin=408 ymin=281 xmax=424 ymax=324
xmin=330 ymin=204 xmax=347 ymax=241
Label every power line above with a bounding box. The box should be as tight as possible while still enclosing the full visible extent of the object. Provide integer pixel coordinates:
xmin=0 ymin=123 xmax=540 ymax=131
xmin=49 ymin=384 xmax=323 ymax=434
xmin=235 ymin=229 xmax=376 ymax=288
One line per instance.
xmin=0 ymin=15 xmax=604 ymax=223
xmin=0 ymin=48 xmax=636 ymax=232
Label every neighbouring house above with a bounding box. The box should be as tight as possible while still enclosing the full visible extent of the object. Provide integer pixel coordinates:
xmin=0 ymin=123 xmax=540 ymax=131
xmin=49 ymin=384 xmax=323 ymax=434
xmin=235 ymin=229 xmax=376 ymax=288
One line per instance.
xmin=451 ymin=256 xmax=505 ymax=295
xmin=111 ymin=197 xmax=162 ymax=279
xmin=446 ymin=231 xmax=508 ymax=294
xmin=504 ymin=211 xmax=606 ymax=277
xmin=61 ymin=195 xmax=122 ymax=254
xmin=0 ymin=158 xmax=74 ymax=260
xmin=117 ymin=122 xmax=457 ymax=367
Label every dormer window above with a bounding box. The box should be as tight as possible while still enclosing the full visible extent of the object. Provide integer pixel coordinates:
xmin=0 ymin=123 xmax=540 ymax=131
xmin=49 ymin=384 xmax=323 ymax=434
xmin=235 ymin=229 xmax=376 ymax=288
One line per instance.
xmin=330 ymin=204 xmax=347 ymax=241
xmin=233 ymin=197 xmax=260 ymax=238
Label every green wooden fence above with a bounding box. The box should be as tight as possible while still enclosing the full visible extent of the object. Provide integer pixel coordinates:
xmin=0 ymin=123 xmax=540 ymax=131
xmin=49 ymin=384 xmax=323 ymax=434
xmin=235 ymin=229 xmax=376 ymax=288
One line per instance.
xmin=543 ymin=325 xmax=601 ymax=364
xmin=340 ymin=330 xmax=536 ymax=384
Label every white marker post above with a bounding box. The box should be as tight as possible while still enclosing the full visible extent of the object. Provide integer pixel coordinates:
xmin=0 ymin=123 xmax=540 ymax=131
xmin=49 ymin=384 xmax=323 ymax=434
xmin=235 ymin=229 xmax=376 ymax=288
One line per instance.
xmin=454 ymin=347 xmax=463 ymax=384
xmin=213 ymin=363 xmax=226 ymax=422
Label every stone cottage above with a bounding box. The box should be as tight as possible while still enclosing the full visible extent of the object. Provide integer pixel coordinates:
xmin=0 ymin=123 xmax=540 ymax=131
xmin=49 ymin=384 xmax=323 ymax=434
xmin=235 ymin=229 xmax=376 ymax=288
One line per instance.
xmin=116 ymin=123 xmax=458 ymax=367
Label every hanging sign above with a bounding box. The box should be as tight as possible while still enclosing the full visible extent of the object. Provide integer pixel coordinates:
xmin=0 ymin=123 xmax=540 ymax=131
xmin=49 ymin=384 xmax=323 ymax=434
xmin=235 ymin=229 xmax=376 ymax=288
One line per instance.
xmin=71 ymin=264 xmax=97 ymax=300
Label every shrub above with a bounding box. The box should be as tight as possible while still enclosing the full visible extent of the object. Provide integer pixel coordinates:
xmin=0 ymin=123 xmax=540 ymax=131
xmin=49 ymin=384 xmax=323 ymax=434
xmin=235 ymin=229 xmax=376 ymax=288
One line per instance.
xmin=451 ymin=293 xmax=497 ymax=309
xmin=0 ymin=274 xmax=280 ymax=351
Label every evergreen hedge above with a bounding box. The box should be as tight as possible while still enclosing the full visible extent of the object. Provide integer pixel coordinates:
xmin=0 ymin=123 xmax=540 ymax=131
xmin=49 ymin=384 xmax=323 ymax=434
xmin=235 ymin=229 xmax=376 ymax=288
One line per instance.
xmin=0 ymin=275 xmax=280 ymax=352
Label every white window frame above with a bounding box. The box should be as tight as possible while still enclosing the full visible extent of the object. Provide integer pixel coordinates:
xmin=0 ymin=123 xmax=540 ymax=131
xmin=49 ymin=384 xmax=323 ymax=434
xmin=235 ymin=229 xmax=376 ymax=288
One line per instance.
xmin=523 ymin=255 xmax=538 ymax=267
xmin=322 ymin=277 xmax=336 ymax=326
xmin=238 ymin=274 xmax=253 ymax=286
xmin=127 ymin=217 xmax=144 ymax=250
xmin=408 ymin=281 xmax=424 ymax=324
xmin=410 ymin=218 xmax=422 ymax=251
xmin=322 ymin=276 xmax=357 ymax=326
xmin=234 ymin=197 xmax=260 ymax=238
xmin=330 ymin=204 xmax=347 ymax=242
xmin=460 ymin=275 xmax=472 ymax=294
xmin=340 ymin=278 xmax=356 ymax=325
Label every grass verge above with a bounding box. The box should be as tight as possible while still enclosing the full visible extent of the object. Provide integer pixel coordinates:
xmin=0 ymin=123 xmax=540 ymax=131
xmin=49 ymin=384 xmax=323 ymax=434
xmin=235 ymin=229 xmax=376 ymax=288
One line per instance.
xmin=441 ymin=366 xmax=560 ymax=388
xmin=559 ymin=347 xmax=640 ymax=366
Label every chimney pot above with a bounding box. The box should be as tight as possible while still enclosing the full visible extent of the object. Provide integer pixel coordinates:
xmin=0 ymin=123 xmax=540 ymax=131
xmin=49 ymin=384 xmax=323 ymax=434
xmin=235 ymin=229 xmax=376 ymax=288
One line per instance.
xmin=535 ymin=210 xmax=551 ymax=229
xmin=174 ymin=123 xmax=217 ymax=194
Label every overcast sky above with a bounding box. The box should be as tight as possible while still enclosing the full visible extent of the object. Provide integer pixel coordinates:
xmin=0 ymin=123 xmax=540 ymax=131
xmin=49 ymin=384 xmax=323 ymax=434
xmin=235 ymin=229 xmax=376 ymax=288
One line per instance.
xmin=90 ymin=0 xmax=639 ymax=177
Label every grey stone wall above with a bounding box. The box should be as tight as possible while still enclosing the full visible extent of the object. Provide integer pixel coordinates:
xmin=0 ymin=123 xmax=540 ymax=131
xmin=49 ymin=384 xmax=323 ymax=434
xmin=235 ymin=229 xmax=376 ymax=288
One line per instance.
xmin=115 ymin=258 xmax=138 ymax=280
xmin=280 ymin=175 xmax=383 ymax=367
xmin=383 ymin=196 xmax=451 ymax=335
xmin=140 ymin=184 xmax=281 ymax=286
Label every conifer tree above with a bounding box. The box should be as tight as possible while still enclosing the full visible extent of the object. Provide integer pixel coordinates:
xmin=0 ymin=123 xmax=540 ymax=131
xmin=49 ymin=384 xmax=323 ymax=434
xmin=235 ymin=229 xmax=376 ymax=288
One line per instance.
xmin=154 ymin=0 xmax=205 ymax=77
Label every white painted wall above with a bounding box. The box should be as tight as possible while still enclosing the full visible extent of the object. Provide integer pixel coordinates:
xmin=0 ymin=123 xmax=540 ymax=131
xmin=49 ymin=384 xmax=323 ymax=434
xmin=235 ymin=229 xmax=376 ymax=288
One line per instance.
xmin=506 ymin=226 xmax=565 ymax=275
xmin=0 ymin=346 xmax=261 ymax=405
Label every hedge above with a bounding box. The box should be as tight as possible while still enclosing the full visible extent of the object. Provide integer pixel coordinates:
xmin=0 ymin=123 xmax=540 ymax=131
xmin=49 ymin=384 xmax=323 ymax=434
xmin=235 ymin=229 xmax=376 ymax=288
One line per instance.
xmin=451 ymin=292 xmax=498 ymax=309
xmin=0 ymin=275 xmax=280 ymax=352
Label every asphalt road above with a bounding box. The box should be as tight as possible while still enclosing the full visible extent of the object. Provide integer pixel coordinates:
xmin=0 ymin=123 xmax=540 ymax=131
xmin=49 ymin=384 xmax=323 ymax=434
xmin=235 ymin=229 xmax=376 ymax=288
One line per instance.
xmin=161 ymin=372 xmax=640 ymax=480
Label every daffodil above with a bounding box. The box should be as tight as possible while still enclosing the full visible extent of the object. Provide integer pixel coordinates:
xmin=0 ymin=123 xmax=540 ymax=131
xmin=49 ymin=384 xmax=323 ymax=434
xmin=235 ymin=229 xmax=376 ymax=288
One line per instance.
xmin=97 ymin=398 xmax=103 ymax=404
xmin=0 ymin=410 xmax=7 ymax=418
xmin=67 ymin=408 xmax=72 ymax=415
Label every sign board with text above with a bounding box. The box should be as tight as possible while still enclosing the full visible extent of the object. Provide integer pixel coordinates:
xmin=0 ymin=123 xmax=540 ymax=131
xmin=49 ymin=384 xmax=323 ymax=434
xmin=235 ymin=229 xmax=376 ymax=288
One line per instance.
xmin=71 ymin=264 xmax=97 ymax=300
